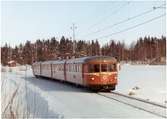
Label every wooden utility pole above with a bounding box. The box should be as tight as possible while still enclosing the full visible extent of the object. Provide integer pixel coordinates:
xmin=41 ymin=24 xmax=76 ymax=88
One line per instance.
xmin=70 ymin=23 xmax=77 ymax=57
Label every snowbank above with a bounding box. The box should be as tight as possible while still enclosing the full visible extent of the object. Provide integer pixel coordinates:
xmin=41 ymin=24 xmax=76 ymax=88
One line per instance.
xmin=116 ymin=64 xmax=166 ymax=105
xmin=1 ymin=64 xmax=166 ymax=118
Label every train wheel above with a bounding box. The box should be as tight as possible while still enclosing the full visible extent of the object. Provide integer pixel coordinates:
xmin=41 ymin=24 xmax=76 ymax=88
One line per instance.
xmin=35 ymin=75 xmax=39 ymax=78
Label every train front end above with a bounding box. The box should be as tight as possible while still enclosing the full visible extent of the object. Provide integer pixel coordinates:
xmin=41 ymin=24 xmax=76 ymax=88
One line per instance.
xmin=84 ymin=57 xmax=118 ymax=91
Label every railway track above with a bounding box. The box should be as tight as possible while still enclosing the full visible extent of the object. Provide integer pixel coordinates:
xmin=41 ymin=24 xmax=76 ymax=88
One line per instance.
xmin=98 ymin=91 xmax=166 ymax=118
xmin=33 ymin=75 xmax=166 ymax=118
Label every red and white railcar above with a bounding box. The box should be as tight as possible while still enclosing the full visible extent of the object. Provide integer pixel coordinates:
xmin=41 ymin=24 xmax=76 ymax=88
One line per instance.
xmin=32 ymin=56 xmax=119 ymax=91
xmin=32 ymin=62 xmax=41 ymax=77
xmin=52 ymin=60 xmax=66 ymax=81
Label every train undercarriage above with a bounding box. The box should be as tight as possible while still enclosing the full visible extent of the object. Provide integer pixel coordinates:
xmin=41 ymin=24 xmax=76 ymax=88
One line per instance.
xmin=89 ymin=84 xmax=116 ymax=92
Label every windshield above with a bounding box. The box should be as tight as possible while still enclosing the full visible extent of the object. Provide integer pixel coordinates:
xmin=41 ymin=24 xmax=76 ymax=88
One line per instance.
xmin=88 ymin=64 xmax=116 ymax=73
xmin=89 ymin=64 xmax=100 ymax=73
xmin=101 ymin=64 xmax=107 ymax=72
xmin=108 ymin=64 xmax=116 ymax=72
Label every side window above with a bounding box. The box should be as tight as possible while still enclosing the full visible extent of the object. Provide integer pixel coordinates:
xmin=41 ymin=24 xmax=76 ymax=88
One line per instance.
xmin=55 ymin=65 xmax=57 ymax=71
xmin=58 ymin=65 xmax=60 ymax=71
xmin=61 ymin=64 xmax=62 ymax=71
xmin=94 ymin=64 xmax=100 ymax=72
xmin=65 ymin=64 xmax=67 ymax=71
xmin=101 ymin=64 xmax=107 ymax=72
xmin=76 ymin=64 xmax=78 ymax=72
xmin=61 ymin=64 xmax=63 ymax=71
xmin=75 ymin=64 xmax=76 ymax=72
xmin=68 ymin=64 xmax=69 ymax=71
xmin=69 ymin=64 xmax=71 ymax=72
xmin=72 ymin=64 xmax=75 ymax=72
xmin=78 ymin=64 xmax=80 ymax=72
xmin=88 ymin=64 xmax=100 ymax=73
xmin=88 ymin=64 xmax=94 ymax=73
xmin=108 ymin=64 xmax=116 ymax=72
xmin=62 ymin=64 xmax=63 ymax=71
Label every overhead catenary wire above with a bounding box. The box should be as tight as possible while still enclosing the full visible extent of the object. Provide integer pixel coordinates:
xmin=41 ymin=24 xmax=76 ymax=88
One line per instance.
xmin=82 ymin=4 xmax=165 ymax=37
xmin=95 ymin=13 xmax=165 ymax=39
xmin=85 ymin=1 xmax=131 ymax=31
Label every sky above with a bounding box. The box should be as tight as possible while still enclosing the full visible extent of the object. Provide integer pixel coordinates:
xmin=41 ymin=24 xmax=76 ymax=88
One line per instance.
xmin=1 ymin=1 xmax=166 ymax=47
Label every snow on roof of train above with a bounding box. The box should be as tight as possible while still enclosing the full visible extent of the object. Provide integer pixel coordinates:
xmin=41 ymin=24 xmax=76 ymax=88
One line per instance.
xmin=41 ymin=60 xmax=66 ymax=64
xmin=51 ymin=60 xmax=66 ymax=64
xmin=33 ymin=61 xmax=42 ymax=65
xmin=33 ymin=56 xmax=116 ymax=64
xmin=66 ymin=56 xmax=116 ymax=63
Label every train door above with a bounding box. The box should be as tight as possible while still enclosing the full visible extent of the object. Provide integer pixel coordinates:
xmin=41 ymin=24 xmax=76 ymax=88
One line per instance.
xmin=82 ymin=63 xmax=88 ymax=86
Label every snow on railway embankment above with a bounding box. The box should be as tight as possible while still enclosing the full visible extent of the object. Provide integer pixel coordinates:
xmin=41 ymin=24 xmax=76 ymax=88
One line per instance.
xmin=116 ymin=64 xmax=166 ymax=106
xmin=1 ymin=66 xmax=70 ymax=118
xmin=1 ymin=65 xmax=55 ymax=118
xmin=1 ymin=66 xmax=29 ymax=118
xmin=1 ymin=64 xmax=166 ymax=118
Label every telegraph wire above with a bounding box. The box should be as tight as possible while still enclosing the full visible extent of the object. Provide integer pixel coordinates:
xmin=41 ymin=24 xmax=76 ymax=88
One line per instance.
xmin=82 ymin=4 xmax=165 ymax=37
xmin=95 ymin=13 xmax=165 ymax=39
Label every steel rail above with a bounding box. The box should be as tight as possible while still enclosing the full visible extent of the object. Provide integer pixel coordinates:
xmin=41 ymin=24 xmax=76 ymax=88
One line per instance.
xmin=111 ymin=91 xmax=166 ymax=108
xmin=97 ymin=92 xmax=166 ymax=118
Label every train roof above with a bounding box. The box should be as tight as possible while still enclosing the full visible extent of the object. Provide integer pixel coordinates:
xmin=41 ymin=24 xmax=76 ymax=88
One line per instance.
xmin=32 ymin=61 xmax=42 ymax=65
xmin=66 ymin=56 xmax=117 ymax=63
xmin=33 ymin=56 xmax=117 ymax=64
xmin=42 ymin=60 xmax=66 ymax=64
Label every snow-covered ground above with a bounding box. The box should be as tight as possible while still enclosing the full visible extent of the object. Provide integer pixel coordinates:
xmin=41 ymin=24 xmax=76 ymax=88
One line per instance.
xmin=1 ymin=64 xmax=166 ymax=118
xmin=116 ymin=64 xmax=166 ymax=105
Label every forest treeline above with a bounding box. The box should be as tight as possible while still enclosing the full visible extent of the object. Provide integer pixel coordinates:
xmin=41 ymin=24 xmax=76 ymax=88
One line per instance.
xmin=1 ymin=35 xmax=166 ymax=65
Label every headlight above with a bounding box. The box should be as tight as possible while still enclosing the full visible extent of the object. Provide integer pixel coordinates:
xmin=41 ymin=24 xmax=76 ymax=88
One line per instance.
xmin=102 ymin=76 xmax=107 ymax=80
xmin=91 ymin=77 xmax=95 ymax=80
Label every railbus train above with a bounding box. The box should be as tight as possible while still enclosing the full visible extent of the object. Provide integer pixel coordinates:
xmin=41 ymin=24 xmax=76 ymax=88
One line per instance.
xmin=32 ymin=56 xmax=119 ymax=91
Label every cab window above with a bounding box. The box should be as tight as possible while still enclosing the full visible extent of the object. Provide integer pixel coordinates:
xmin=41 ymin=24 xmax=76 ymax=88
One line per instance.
xmin=101 ymin=64 xmax=107 ymax=72
xmin=108 ymin=64 xmax=116 ymax=72
xmin=88 ymin=63 xmax=116 ymax=73
xmin=88 ymin=64 xmax=100 ymax=73
xmin=94 ymin=64 xmax=100 ymax=72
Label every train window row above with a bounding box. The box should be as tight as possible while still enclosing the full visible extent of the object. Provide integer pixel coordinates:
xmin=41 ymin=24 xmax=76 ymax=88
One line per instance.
xmin=66 ymin=63 xmax=82 ymax=72
xmin=52 ymin=64 xmax=64 ymax=71
xmin=51 ymin=63 xmax=82 ymax=72
xmin=89 ymin=64 xmax=117 ymax=73
xmin=42 ymin=64 xmax=50 ymax=70
xmin=33 ymin=65 xmax=40 ymax=71
xmin=34 ymin=63 xmax=82 ymax=72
